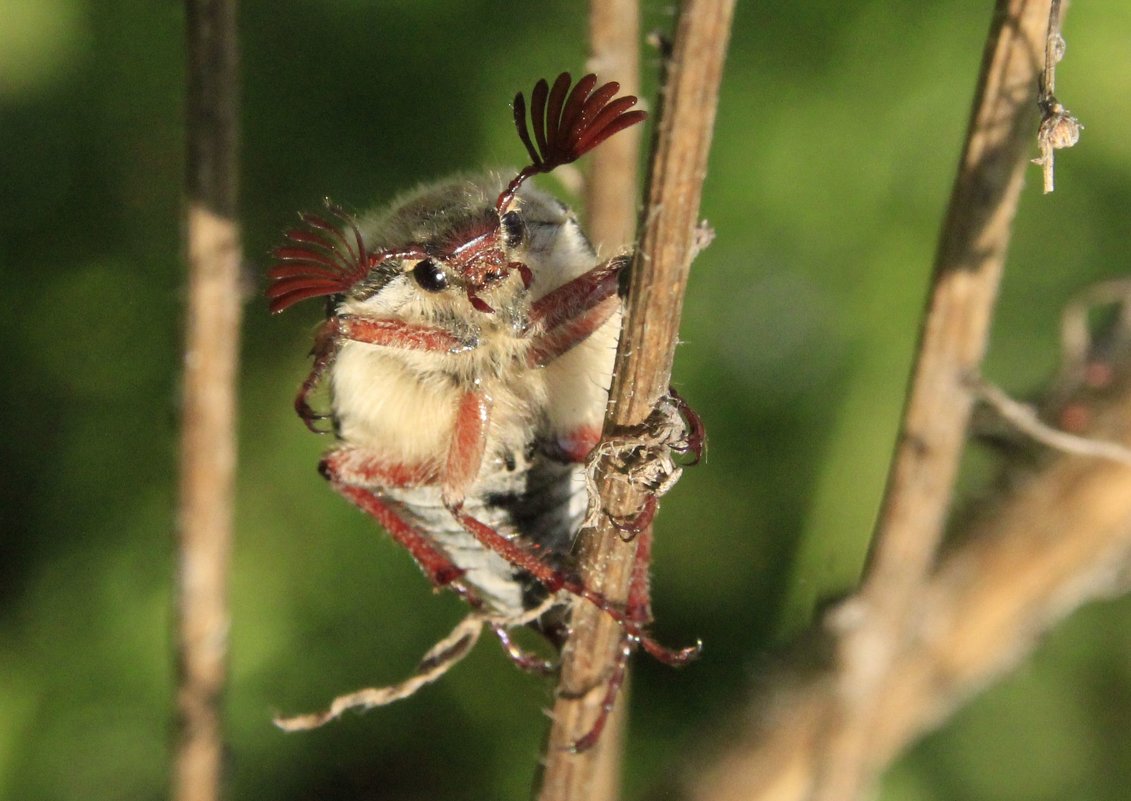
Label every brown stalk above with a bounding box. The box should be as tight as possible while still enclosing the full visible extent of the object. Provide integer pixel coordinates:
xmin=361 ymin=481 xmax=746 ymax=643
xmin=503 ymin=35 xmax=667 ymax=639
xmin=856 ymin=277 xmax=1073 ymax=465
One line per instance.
xmin=1033 ymin=0 xmax=1081 ymax=193
xmin=584 ymin=0 xmax=643 ymax=253
xmin=535 ymin=4 xmax=644 ymax=800
xmin=688 ymin=372 xmax=1131 ymax=801
xmin=808 ymin=1 xmax=1051 ymax=796
xmin=675 ymin=2 xmax=1064 ymax=799
xmin=174 ymin=2 xmax=242 ymax=801
xmin=537 ymin=1 xmax=735 ymax=800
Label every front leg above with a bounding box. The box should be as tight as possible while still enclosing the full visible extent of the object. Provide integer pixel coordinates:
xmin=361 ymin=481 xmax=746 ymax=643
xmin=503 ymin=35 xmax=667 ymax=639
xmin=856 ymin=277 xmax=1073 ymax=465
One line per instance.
xmin=439 ymin=389 xmax=696 ymax=661
xmin=293 ymin=312 xmax=477 ymax=432
xmin=528 ymin=254 xmax=628 ymax=334
xmin=529 ymin=256 xmax=629 ymax=461
xmin=320 ymin=446 xmax=463 ymax=589
xmin=440 ymin=390 xmax=493 ymax=508
xmin=295 ymin=319 xmax=341 ymax=432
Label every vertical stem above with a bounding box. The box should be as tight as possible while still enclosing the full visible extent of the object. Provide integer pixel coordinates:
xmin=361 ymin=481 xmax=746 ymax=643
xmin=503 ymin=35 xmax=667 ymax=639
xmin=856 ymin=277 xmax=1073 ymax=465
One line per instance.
xmin=537 ymin=2 xmax=735 ymax=800
xmin=585 ymin=0 xmax=642 ymax=252
xmin=175 ymin=2 xmax=242 ymax=800
xmin=814 ymin=2 xmax=1052 ymax=798
xmin=1040 ymin=0 xmax=1063 ymax=98
xmin=542 ymin=5 xmax=644 ymax=800
xmin=864 ymin=0 xmax=1048 ymax=634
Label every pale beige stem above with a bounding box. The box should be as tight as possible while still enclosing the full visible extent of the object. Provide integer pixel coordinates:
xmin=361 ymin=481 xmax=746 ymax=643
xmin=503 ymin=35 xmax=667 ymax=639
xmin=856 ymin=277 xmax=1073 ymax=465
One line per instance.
xmin=690 ymin=370 xmax=1131 ymax=801
xmin=174 ymin=2 xmax=242 ymax=800
xmin=538 ymin=1 xmax=735 ymax=799
xmin=811 ymin=2 xmax=1051 ymax=796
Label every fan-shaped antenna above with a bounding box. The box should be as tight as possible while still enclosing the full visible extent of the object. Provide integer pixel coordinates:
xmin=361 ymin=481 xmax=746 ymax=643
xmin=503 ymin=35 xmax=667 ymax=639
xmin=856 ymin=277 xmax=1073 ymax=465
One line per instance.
xmin=496 ymin=72 xmax=647 ymax=213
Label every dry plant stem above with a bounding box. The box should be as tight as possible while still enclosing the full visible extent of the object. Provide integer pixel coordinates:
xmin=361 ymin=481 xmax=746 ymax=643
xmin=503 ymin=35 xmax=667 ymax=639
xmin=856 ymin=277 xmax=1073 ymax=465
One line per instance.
xmin=537 ymin=4 xmax=641 ymax=799
xmin=175 ymin=2 xmax=242 ymax=801
xmin=814 ymin=2 xmax=1053 ymax=797
xmin=585 ymin=0 xmax=642 ymax=253
xmin=536 ymin=4 xmax=643 ymax=800
xmin=538 ymin=1 xmax=735 ymax=800
xmin=1040 ymin=0 xmax=1063 ymax=100
xmin=866 ymin=0 xmax=1049 ymax=615
xmin=677 ymin=3 xmax=1055 ymax=800
xmin=973 ymin=378 xmax=1131 ymax=466
xmin=1033 ymin=0 xmax=1081 ymax=193
xmin=691 ymin=378 xmax=1131 ymax=801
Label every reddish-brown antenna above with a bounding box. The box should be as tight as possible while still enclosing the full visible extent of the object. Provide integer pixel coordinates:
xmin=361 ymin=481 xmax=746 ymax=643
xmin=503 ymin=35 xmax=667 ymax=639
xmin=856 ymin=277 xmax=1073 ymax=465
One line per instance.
xmin=267 ymin=203 xmax=426 ymax=314
xmin=268 ymin=74 xmax=646 ymax=314
xmin=496 ymin=72 xmax=647 ymax=213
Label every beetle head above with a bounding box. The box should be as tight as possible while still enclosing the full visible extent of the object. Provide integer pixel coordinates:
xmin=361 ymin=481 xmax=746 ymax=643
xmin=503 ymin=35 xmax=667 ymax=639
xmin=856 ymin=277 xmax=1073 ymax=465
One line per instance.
xmin=267 ymin=73 xmax=645 ymax=315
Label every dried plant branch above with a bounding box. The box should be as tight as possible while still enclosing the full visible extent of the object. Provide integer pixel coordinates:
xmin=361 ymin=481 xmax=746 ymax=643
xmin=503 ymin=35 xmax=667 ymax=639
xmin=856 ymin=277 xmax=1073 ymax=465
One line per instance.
xmin=865 ymin=0 xmax=1049 ymax=632
xmin=585 ymin=0 xmax=643 ymax=254
xmin=533 ymin=5 xmax=644 ymax=799
xmin=174 ymin=2 xmax=242 ymax=801
xmin=973 ymin=377 xmax=1131 ymax=466
xmin=537 ymin=1 xmax=735 ymax=799
xmin=1033 ymin=0 xmax=1082 ymax=193
xmin=684 ymin=284 xmax=1131 ymax=801
xmin=666 ymin=2 xmax=1075 ymax=799
xmin=688 ymin=371 xmax=1131 ymax=801
xmin=804 ymin=1 xmax=1053 ymax=796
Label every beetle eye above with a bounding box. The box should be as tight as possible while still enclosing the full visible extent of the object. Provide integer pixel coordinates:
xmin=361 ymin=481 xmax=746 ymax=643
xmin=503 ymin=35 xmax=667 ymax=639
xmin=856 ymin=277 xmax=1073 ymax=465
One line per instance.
xmin=500 ymin=210 xmax=525 ymax=249
xmin=411 ymin=259 xmax=448 ymax=292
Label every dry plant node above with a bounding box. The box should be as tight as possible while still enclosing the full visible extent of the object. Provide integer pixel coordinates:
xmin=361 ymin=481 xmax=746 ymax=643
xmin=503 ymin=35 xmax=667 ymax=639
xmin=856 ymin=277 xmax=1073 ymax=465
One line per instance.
xmin=1033 ymin=0 xmax=1082 ymax=193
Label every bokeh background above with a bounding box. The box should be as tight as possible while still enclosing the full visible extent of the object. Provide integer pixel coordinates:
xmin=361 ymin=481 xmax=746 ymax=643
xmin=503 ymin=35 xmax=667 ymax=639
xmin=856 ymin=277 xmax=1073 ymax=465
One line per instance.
xmin=3 ymin=1 xmax=1131 ymax=799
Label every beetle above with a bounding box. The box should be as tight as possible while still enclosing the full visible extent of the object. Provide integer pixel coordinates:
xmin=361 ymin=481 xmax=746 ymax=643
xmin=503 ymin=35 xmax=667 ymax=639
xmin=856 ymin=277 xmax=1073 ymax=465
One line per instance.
xmin=268 ymin=73 xmax=699 ymax=750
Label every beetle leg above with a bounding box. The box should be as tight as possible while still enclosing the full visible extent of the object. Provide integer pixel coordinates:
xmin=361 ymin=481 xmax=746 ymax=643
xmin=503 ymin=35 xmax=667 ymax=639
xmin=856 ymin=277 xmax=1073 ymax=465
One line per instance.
xmin=435 ymin=388 xmax=700 ymax=729
xmin=565 ymin=636 xmax=634 ymax=753
xmin=294 ymin=319 xmax=341 ymax=432
xmin=489 ymin=624 xmax=557 ymax=675
xmin=439 ymin=390 xmax=493 ymax=508
xmin=528 ymin=295 xmax=620 ymax=368
xmin=320 ymin=447 xmax=464 ymax=589
xmin=667 ymin=386 xmax=706 ymax=465
xmin=336 ymin=314 xmax=475 ymax=353
xmin=528 ymin=258 xmax=627 ymax=472
xmin=294 ymin=315 xmax=476 ymax=432
xmin=528 ymin=254 xmax=628 ymax=333
xmin=449 ymin=507 xmax=700 ymax=666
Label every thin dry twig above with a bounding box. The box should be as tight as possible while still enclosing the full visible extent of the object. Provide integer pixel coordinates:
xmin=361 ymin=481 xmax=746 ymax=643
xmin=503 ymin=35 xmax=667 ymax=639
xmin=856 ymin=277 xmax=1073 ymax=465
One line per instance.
xmin=532 ymin=5 xmax=644 ymax=799
xmin=174 ymin=2 xmax=242 ymax=801
xmin=973 ymin=377 xmax=1131 ymax=466
xmin=1033 ymin=0 xmax=1082 ymax=193
xmin=537 ymin=1 xmax=735 ymax=799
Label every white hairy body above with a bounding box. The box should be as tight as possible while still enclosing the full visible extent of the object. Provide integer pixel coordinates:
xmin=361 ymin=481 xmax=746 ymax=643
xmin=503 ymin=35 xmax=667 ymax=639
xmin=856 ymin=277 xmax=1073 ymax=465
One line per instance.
xmin=327 ymin=176 xmax=621 ymax=615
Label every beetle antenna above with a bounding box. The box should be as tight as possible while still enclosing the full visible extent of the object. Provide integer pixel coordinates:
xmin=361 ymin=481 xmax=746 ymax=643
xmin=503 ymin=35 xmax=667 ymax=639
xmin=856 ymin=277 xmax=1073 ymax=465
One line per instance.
xmin=496 ymin=72 xmax=647 ymax=213
xmin=266 ymin=200 xmax=369 ymax=313
xmin=267 ymin=200 xmax=425 ymax=314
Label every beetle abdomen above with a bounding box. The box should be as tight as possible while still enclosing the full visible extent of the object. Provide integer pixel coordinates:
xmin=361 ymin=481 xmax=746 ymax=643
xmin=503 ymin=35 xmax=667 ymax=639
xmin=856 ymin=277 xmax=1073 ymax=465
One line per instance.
xmin=382 ymin=448 xmax=586 ymax=618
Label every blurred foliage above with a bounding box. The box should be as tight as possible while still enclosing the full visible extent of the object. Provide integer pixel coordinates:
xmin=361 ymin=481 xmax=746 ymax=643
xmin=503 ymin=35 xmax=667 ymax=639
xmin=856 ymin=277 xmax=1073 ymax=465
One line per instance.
xmin=2 ymin=1 xmax=1130 ymax=799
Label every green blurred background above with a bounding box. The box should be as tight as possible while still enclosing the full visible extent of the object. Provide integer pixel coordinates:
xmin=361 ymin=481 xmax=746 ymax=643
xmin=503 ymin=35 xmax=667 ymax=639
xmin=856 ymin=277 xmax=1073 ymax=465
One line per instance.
xmin=3 ymin=1 xmax=1131 ymax=799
